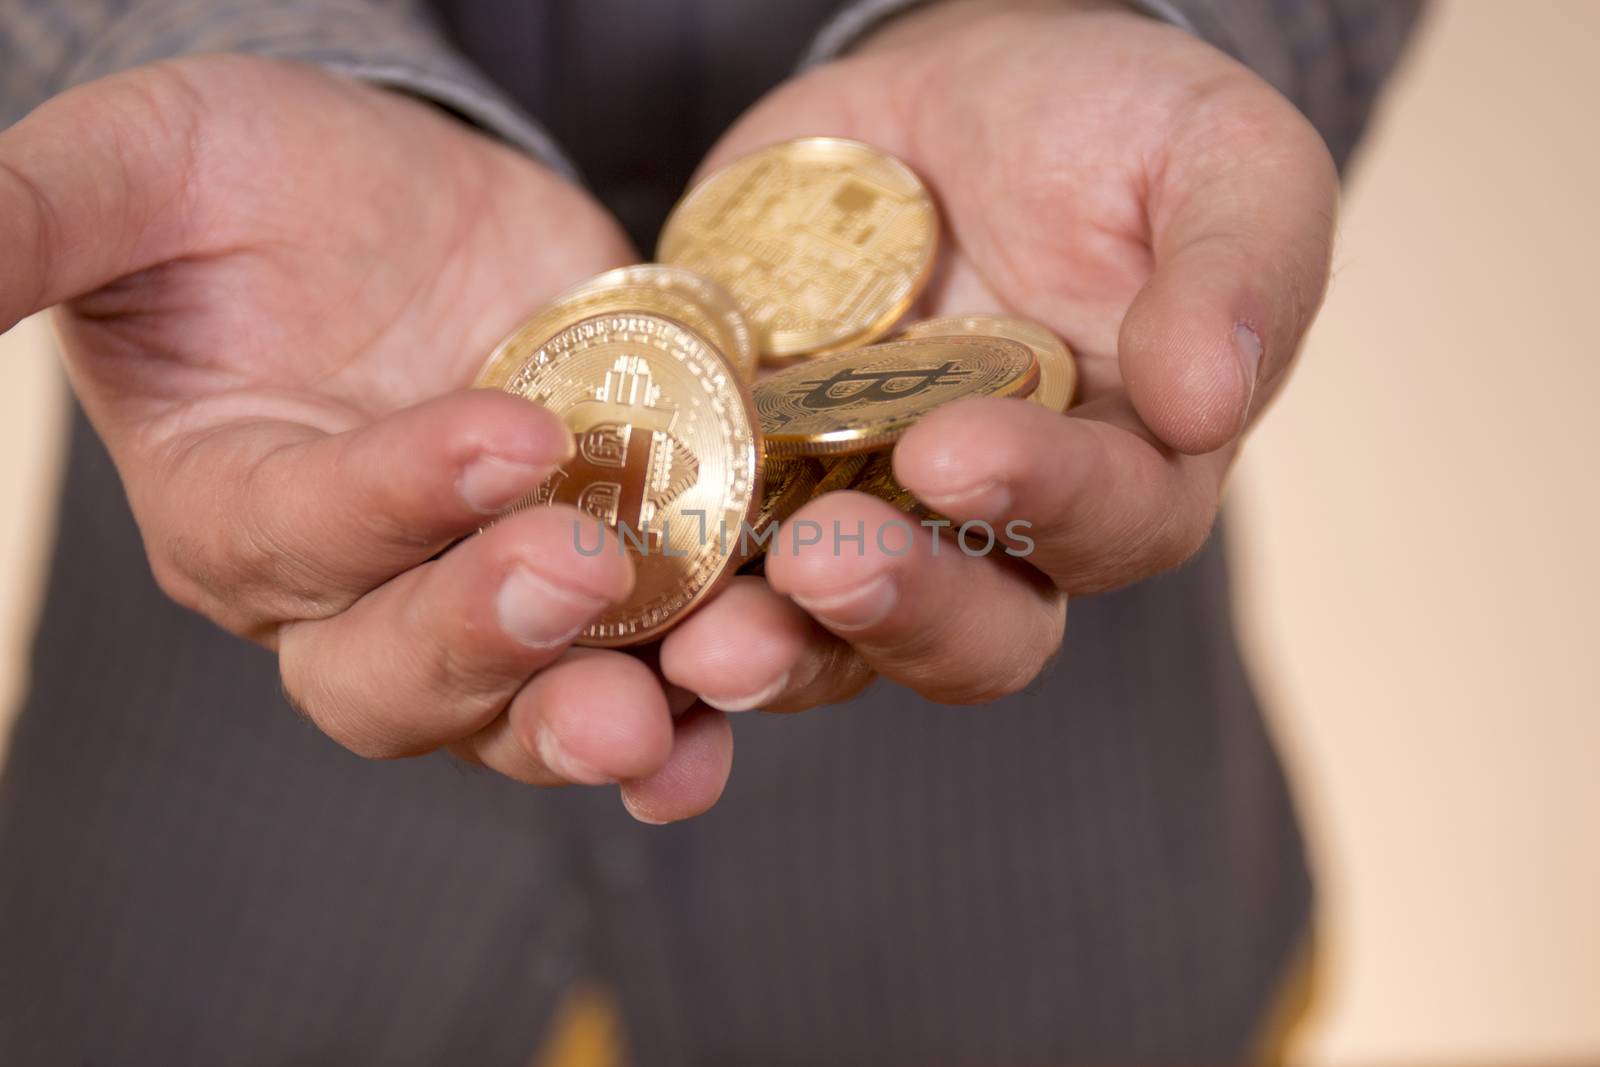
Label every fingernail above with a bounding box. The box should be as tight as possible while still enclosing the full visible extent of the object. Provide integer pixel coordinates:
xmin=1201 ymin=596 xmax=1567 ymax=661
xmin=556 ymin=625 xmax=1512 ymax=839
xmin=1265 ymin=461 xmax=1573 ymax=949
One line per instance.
xmin=792 ymin=574 xmax=897 ymax=633
xmin=459 ymin=454 xmax=544 ymax=514
xmin=535 ymin=724 xmax=613 ymax=785
xmin=497 ymin=566 xmax=609 ymax=650
xmin=1234 ymin=323 xmax=1263 ymax=394
xmin=915 ymin=477 xmax=1011 ymax=517
xmin=701 ymin=671 xmax=791 ymax=713
xmin=621 ymin=791 xmax=670 ymax=826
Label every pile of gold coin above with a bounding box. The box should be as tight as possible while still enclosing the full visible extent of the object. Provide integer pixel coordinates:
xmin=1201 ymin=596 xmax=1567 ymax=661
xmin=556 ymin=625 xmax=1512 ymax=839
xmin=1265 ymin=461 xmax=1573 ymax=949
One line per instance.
xmin=473 ymin=137 xmax=1077 ymax=647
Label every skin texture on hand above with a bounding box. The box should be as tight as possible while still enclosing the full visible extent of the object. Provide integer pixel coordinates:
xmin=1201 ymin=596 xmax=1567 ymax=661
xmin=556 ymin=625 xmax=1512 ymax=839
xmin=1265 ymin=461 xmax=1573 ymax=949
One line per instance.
xmin=0 ymin=6 xmax=1339 ymax=819
xmin=0 ymin=55 xmax=732 ymax=821
xmin=660 ymin=0 xmax=1339 ymax=712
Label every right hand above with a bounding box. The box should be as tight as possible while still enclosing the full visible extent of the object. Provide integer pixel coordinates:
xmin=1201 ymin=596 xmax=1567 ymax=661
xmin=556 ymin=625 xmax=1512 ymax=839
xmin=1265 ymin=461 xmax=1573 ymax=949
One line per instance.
xmin=0 ymin=54 xmax=730 ymax=820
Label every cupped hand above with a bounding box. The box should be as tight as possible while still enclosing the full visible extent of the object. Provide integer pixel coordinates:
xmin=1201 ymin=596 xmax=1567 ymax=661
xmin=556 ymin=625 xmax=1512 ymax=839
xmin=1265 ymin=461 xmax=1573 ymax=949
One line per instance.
xmin=660 ymin=0 xmax=1338 ymax=708
xmin=0 ymin=55 xmax=729 ymax=820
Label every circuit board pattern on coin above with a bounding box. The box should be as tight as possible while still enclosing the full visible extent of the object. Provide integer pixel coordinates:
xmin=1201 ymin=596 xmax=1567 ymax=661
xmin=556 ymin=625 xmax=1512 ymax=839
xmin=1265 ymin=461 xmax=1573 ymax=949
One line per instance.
xmin=813 ymin=453 xmax=871 ymax=496
xmin=849 ymin=451 xmax=936 ymax=519
xmin=498 ymin=312 xmax=761 ymax=646
xmin=755 ymin=336 xmax=1038 ymax=456
xmin=658 ymin=137 xmax=937 ymax=359
xmin=746 ymin=456 xmax=823 ymax=551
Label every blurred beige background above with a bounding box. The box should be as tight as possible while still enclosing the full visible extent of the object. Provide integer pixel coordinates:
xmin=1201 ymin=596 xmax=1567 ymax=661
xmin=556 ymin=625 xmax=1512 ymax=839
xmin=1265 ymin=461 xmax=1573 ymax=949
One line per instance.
xmin=1 ymin=2 xmax=1597 ymax=1062
xmin=1228 ymin=1 xmax=1600 ymax=1062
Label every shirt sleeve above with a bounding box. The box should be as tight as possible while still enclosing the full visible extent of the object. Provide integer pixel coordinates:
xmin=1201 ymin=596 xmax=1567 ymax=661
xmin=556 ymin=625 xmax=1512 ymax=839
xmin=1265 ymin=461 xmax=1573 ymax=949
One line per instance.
xmin=800 ymin=0 xmax=1426 ymax=168
xmin=0 ymin=0 xmax=578 ymax=180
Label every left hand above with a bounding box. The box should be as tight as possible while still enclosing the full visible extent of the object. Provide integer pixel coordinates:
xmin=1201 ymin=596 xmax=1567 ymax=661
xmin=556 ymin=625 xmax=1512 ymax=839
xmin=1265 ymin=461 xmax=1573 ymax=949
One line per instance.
xmin=659 ymin=0 xmax=1337 ymax=708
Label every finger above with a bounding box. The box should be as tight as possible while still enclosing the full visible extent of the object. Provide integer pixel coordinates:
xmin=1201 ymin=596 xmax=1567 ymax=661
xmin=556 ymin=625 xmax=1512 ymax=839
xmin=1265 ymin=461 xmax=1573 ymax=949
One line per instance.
xmin=278 ymin=505 xmax=632 ymax=759
xmin=764 ymin=492 xmax=1065 ymax=705
xmin=619 ymin=704 xmax=734 ymax=825
xmin=456 ymin=649 xmax=676 ymax=788
xmin=0 ymin=63 xmax=211 ymax=332
xmin=658 ymin=576 xmax=875 ymax=713
xmin=892 ymin=395 xmax=1225 ymax=593
xmin=151 ymin=389 xmax=574 ymax=639
xmin=1120 ymin=84 xmax=1338 ymax=454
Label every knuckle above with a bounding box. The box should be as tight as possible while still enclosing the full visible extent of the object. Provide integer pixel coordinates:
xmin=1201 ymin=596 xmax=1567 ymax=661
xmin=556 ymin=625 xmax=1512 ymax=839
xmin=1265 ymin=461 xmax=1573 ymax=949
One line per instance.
xmin=148 ymin=529 xmax=277 ymax=640
xmin=277 ymin=627 xmax=395 ymax=759
xmin=217 ymin=519 xmax=334 ymax=626
xmin=900 ymin=611 xmax=1061 ymax=707
xmin=984 ymin=666 xmax=1037 ymax=703
xmin=284 ymin=590 xmax=509 ymax=763
xmin=508 ymin=694 xmax=548 ymax=768
xmin=776 ymin=645 xmax=875 ymax=712
xmin=950 ymin=631 xmax=1058 ymax=704
xmin=426 ymin=623 xmax=519 ymax=717
xmin=280 ymin=658 xmax=408 ymax=761
xmin=1151 ymin=500 xmax=1217 ymax=573
xmin=0 ymin=155 xmax=58 ymax=318
xmin=147 ymin=441 xmax=341 ymax=631
xmin=146 ymin=536 xmax=210 ymax=614
xmin=230 ymin=449 xmax=357 ymax=621
xmin=927 ymin=669 xmax=1028 ymax=707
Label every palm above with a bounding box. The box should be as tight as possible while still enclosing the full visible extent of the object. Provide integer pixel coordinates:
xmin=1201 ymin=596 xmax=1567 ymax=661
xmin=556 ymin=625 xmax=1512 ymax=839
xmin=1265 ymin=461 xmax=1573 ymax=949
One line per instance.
xmin=6 ymin=55 xmax=750 ymax=815
xmin=55 ymin=56 xmax=631 ymax=452
xmin=652 ymin=3 xmax=1341 ymax=720
xmin=697 ymin=9 xmax=1191 ymax=410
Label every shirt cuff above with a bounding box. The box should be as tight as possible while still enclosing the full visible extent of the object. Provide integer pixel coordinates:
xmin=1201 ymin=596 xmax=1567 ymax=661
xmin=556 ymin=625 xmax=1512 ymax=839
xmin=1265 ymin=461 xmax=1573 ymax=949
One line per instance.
xmin=52 ymin=1 xmax=580 ymax=182
xmin=799 ymin=0 xmax=1197 ymax=68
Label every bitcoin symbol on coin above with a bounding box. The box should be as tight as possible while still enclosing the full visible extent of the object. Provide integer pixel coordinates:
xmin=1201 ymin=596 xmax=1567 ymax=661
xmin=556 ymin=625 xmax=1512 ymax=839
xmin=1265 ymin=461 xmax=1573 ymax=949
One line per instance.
xmin=755 ymin=336 xmax=1039 ymax=456
xmin=533 ymin=355 xmax=698 ymax=553
xmin=789 ymin=362 xmax=974 ymax=412
xmin=495 ymin=313 xmax=760 ymax=646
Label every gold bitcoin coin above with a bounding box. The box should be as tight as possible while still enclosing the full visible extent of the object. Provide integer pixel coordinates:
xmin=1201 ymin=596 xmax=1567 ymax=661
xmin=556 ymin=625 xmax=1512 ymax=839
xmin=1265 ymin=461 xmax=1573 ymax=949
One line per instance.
xmin=851 ymin=453 xmax=981 ymax=543
xmin=657 ymin=137 xmax=938 ymax=360
xmin=813 ymin=453 xmax=870 ymax=497
xmin=474 ymin=271 xmax=750 ymax=390
xmin=849 ymin=452 xmax=925 ymax=515
xmin=493 ymin=312 xmax=761 ymax=647
xmin=900 ymin=315 xmax=1078 ymax=412
xmin=851 ymin=454 xmax=915 ymax=511
xmin=755 ymin=336 xmax=1039 ymax=457
xmin=576 ymin=264 xmax=757 ymax=381
xmin=746 ymin=456 xmax=822 ymax=551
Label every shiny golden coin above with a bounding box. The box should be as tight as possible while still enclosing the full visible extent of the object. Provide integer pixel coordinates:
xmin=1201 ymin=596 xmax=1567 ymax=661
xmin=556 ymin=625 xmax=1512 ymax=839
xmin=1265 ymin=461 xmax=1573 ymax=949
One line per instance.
xmin=494 ymin=312 xmax=761 ymax=647
xmin=849 ymin=451 xmax=896 ymax=496
xmin=657 ymin=136 xmax=938 ymax=360
xmin=755 ymin=336 xmax=1039 ymax=457
xmin=900 ymin=315 xmax=1078 ymax=412
xmin=746 ymin=456 xmax=822 ymax=552
xmin=851 ymin=454 xmax=986 ymax=545
xmin=849 ymin=452 xmax=924 ymax=515
xmin=813 ymin=453 xmax=870 ymax=497
xmin=576 ymin=264 xmax=757 ymax=381
xmin=474 ymin=271 xmax=749 ymax=391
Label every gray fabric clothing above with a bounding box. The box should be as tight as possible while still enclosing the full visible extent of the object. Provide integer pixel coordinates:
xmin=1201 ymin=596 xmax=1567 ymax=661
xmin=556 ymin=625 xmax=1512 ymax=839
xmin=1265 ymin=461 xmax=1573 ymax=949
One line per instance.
xmin=0 ymin=0 xmax=1422 ymax=171
xmin=0 ymin=0 xmax=580 ymax=178
xmin=0 ymin=410 xmax=1304 ymax=1066
xmin=0 ymin=1 xmax=1421 ymax=1063
xmin=800 ymin=0 xmax=1422 ymax=168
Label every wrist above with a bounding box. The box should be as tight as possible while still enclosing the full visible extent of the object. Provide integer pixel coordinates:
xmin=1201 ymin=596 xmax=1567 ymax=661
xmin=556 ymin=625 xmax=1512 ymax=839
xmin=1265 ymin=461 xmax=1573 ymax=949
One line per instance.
xmin=854 ymin=0 xmax=1127 ymax=59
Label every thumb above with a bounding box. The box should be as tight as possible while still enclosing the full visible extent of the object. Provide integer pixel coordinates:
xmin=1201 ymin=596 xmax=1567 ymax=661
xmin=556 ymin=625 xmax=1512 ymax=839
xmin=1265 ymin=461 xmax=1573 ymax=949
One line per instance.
xmin=1118 ymin=92 xmax=1339 ymax=455
xmin=0 ymin=63 xmax=205 ymax=332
